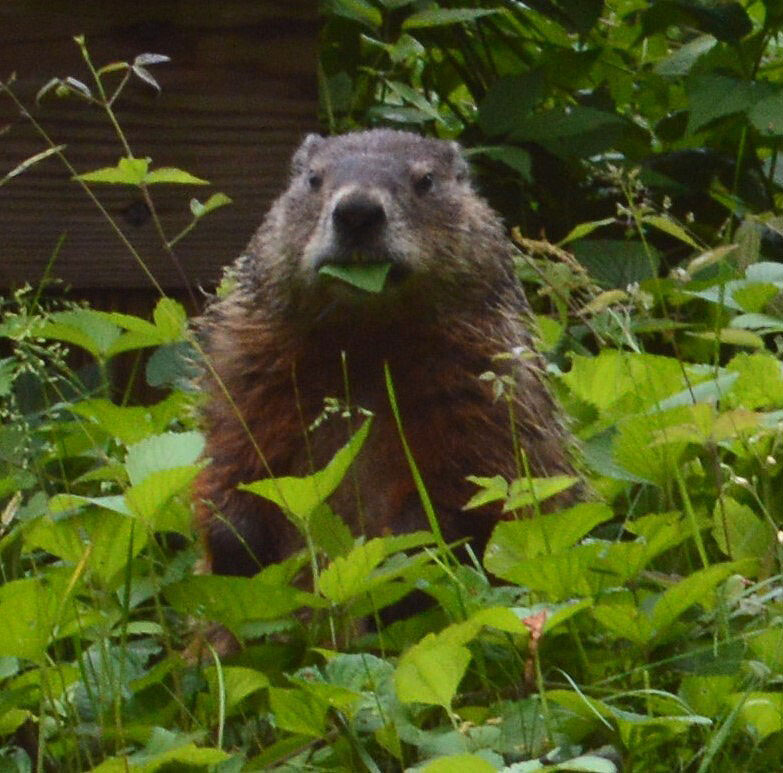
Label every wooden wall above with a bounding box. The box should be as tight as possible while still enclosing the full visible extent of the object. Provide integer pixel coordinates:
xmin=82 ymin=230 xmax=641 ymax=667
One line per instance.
xmin=0 ymin=1 xmax=319 ymax=308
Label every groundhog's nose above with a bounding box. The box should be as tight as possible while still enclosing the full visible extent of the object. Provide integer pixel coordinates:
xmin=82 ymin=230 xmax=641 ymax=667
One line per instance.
xmin=332 ymin=192 xmax=386 ymax=236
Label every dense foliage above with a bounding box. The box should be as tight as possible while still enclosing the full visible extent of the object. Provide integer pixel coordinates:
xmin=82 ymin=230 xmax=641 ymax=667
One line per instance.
xmin=2 ymin=2 xmax=783 ymax=770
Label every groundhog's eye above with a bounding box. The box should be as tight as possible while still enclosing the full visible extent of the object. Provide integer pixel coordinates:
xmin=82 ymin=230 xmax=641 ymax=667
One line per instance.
xmin=307 ymin=172 xmax=323 ymax=191
xmin=414 ymin=172 xmax=434 ymax=195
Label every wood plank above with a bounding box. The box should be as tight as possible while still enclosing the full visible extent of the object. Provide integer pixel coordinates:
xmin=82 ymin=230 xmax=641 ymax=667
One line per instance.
xmin=0 ymin=0 xmax=319 ymax=292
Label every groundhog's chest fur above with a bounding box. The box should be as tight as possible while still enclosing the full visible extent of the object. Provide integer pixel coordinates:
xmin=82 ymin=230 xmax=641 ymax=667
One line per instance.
xmin=194 ymin=129 xmax=573 ymax=577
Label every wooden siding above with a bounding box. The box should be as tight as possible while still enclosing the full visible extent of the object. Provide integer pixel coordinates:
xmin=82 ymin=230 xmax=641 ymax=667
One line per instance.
xmin=0 ymin=1 xmax=319 ymax=296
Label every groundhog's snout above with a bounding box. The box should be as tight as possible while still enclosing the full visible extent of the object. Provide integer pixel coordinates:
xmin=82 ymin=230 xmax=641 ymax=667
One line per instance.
xmin=332 ymin=190 xmax=386 ymax=237
xmin=310 ymin=185 xmax=403 ymax=276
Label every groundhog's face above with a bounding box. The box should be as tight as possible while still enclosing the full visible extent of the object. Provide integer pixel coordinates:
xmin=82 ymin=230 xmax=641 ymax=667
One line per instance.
xmin=262 ymin=130 xmax=507 ymax=313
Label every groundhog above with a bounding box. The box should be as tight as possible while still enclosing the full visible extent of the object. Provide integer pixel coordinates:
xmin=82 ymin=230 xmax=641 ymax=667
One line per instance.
xmin=194 ymin=129 xmax=575 ymax=579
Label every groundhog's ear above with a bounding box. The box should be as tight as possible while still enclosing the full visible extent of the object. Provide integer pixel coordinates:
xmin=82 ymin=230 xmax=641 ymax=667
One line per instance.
xmin=447 ymin=140 xmax=471 ymax=182
xmin=291 ymin=134 xmax=326 ymax=174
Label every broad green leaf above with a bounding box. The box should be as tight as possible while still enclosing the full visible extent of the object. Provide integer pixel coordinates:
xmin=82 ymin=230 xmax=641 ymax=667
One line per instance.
xmin=203 ymin=666 xmax=270 ymax=714
xmin=74 ymin=156 xmax=149 ymax=184
xmin=318 ymin=262 xmax=392 ymax=293
xmin=419 ymin=755 xmax=496 ymax=773
xmin=25 ymin=509 xmax=145 ymax=584
xmin=510 ymin=106 xmax=626 ymax=159
xmin=746 ymin=261 xmax=783 ymax=284
xmin=563 ymin=350 xmax=685 ymax=422
xmin=470 ymin=145 xmax=532 ymax=180
xmin=394 ymin=634 xmax=471 ymax=708
xmin=318 ymin=538 xmax=386 ymax=603
xmin=240 ymin=419 xmax=371 ymax=522
xmin=731 ymin=313 xmax=783 ymax=333
xmin=70 ymin=399 xmax=160 ymax=445
xmin=309 ymin=504 xmax=354 ymax=559
xmin=485 ymin=502 xmax=613 ymax=565
xmin=37 ymin=309 xmax=121 ymax=358
xmin=613 ymin=404 xmax=705 ymax=485
xmin=165 ymin=574 xmax=320 ymax=631
xmin=686 ymin=75 xmax=762 ymax=133
xmin=641 ymin=3 xmax=751 ymax=44
xmin=48 ymin=493 xmax=130 ymax=516
xmin=749 ymin=92 xmax=783 ymax=136
xmin=571 ymin=239 xmax=659 ymax=287
xmin=403 ymin=8 xmax=498 ymax=28
xmin=712 ymin=496 xmax=770 ymax=561
xmin=727 ymin=692 xmax=783 ymax=740
xmin=269 ymin=687 xmax=328 ymax=736
xmin=534 ymin=314 xmax=563 ymax=351
xmin=0 ymin=574 xmax=71 ymax=661
xmin=477 ymin=73 xmax=544 ymax=137
xmin=125 ymin=431 xmax=204 ymax=485
xmin=748 ymin=628 xmax=783 ymax=672
xmin=726 ymin=351 xmax=783 ymax=409
xmin=124 ymin=466 xmax=200 ymax=528
xmin=152 ymin=297 xmax=187 ymax=341
xmin=143 ymin=167 xmax=208 ymax=185
xmin=650 ymin=561 xmax=752 ymax=636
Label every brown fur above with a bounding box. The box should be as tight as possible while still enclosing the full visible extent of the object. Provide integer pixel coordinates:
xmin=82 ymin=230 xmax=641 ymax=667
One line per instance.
xmin=194 ymin=129 xmax=575 ymax=577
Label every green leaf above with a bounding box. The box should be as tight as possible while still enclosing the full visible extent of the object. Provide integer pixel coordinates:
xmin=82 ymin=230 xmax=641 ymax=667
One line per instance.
xmin=562 ymin=350 xmax=686 ymax=423
xmin=269 ymin=687 xmax=328 ymax=736
xmin=75 ymin=157 xmax=150 ymax=185
xmin=690 ymin=328 xmax=764 ymax=349
xmin=419 ymin=755 xmax=497 ymax=773
xmin=37 ymin=309 xmax=121 ymax=358
xmin=477 ymin=74 xmax=544 ymax=136
xmin=325 ymin=0 xmax=382 ymax=29
xmin=152 ymin=297 xmax=187 ymax=341
xmin=394 ymin=634 xmax=471 ymax=708
xmin=125 ymin=431 xmax=204 ymax=485
xmin=558 ymin=217 xmax=616 ymax=246
xmin=190 ymin=192 xmax=232 ymax=218
xmin=510 ymin=106 xmax=627 ymax=159
xmin=503 ymin=475 xmax=579 ymax=511
xmin=165 ymin=574 xmax=320 ymax=631
xmin=642 ymin=2 xmax=752 ymax=44
xmin=26 ymin=509 xmax=146 ymax=584
xmin=485 ymin=503 xmax=614 ymax=565
xmin=463 ymin=475 xmax=508 ymax=510
xmin=317 ymin=538 xmax=387 ymax=603
xmin=571 ymin=239 xmax=659 ymax=287
xmin=654 ymin=35 xmax=717 ymax=77
xmin=403 ymin=8 xmax=499 ymax=29
xmin=470 ymin=145 xmax=532 ymax=181
xmin=650 ymin=561 xmax=752 ymax=636
xmin=643 ymin=215 xmax=701 ymax=249
xmin=749 ymin=91 xmax=783 ymax=136
xmin=143 ymin=167 xmax=208 ymax=185
xmin=712 ymin=496 xmax=771 ymax=561
xmin=124 ymin=466 xmax=201 ymax=528
xmin=726 ymin=352 xmax=783 ymax=409
xmin=203 ymin=666 xmax=270 ymax=714
xmin=318 ymin=262 xmax=392 ymax=293
xmin=686 ymin=75 xmax=762 ymax=133
xmin=240 ymin=419 xmax=371 ymax=523
xmin=70 ymin=399 xmax=159 ymax=444
xmin=727 ymin=692 xmax=783 ymax=740
xmin=0 ymin=575 xmax=71 ymax=661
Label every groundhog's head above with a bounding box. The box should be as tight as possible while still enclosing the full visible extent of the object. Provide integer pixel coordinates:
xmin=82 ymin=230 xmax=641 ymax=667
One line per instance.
xmin=250 ymin=130 xmax=513 ymax=317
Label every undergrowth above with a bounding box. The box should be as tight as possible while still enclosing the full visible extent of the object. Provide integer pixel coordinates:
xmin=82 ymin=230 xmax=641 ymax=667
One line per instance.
xmin=2 ymin=3 xmax=783 ymax=771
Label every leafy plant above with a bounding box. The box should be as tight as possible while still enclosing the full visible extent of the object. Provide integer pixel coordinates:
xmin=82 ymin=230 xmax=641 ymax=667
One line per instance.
xmin=1 ymin=5 xmax=783 ymax=770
